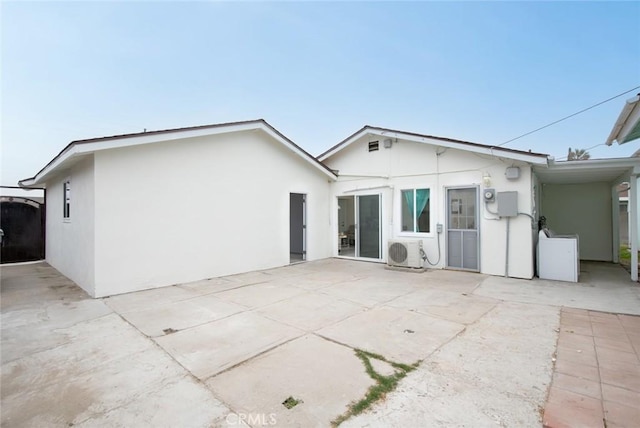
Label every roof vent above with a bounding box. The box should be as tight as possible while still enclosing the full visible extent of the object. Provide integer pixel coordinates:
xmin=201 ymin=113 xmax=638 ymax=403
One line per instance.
xmin=368 ymin=141 xmax=379 ymax=152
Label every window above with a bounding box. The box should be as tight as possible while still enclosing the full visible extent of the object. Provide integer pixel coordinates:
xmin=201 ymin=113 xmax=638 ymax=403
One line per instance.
xmin=368 ymin=141 xmax=379 ymax=152
xmin=63 ymin=179 xmax=71 ymax=219
xmin=401 ymin=188 xmax=430 ymax=233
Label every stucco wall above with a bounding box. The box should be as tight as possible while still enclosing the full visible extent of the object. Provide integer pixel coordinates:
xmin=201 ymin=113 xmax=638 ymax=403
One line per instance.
xmin=324 ymin=136 xmax=535 ymax=279
xmin=93 ymin=131 xmax=331 ymax=297
xmin=540 ymin=182 xmax=612 ymax=261
xmin=45 ymin=156 xmax=95 ymax=295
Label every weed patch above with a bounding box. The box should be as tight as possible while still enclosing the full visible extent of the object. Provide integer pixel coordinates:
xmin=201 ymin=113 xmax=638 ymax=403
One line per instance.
xmin=331 ymin=349 xmax=418 ymax=426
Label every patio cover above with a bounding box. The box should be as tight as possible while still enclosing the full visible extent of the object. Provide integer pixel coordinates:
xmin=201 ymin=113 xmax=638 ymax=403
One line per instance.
xmin=534 ymin=157 xmax=640 ymax=281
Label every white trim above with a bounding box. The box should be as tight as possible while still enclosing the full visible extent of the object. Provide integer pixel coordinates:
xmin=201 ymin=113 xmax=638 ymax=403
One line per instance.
xmin=398 ymin=187 xmax=433 ymax=236
xmin=546 ymin=157 xmax=639 ymax=171
xmin=21 ymin=121 xmax=336 ymax=186
xmin=612 ymin=185 xmax=620 ymax=263
xmin=630 ymin=175 xmax=638 ymax=281
xmin=606 ymin=94 xmax=640 ymax=146
xmin=63 ymin=177 xmax=71 ymax=222
xmin=319 ymin=127 xmax=549 ymax=165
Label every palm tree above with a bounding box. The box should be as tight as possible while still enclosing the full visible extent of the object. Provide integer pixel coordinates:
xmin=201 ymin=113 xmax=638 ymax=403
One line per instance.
xmin=567 ymin=147 xmax=591 ymax=161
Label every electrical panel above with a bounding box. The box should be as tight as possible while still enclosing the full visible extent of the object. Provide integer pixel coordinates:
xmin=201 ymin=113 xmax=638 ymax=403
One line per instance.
xmin=497 ymin=191 xmax=518 ymax=217
xmin=505 ymin=166 xmax=520 ymax=180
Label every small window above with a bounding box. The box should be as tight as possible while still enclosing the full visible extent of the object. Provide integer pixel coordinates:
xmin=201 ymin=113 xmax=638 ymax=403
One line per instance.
xmin=401 ymin=188 xmax=430 ymax=233
xmin=368 ymin=141 xmax=379 ymax=152
xmin=63 ymin=179 xmax=71 ymax=219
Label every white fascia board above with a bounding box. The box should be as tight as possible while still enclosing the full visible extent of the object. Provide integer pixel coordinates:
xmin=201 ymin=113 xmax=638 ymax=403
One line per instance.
xmin=22 ymin=121 xmax=336 ymax=186
xmin=618 ymin=101 xmax=640 ymax=144
xmin=77 ymin=121 xmax=262 ymax=153
xmin=369 ymin=128 xmax=549 ymax=165
xmin=317 ymin=131 xmax=364 ymax=162
xmin=319 ymin=128 xmax=548 ymax=165
xmin=258 ymin=124 xmax=337 ymax=180
xmin=606 ymin=95 xmax=640 ymax=146
xmin=548 ymin=157 xmax=640 ymax=171
xmin=23 ymin=122 xmax=264 ymax=186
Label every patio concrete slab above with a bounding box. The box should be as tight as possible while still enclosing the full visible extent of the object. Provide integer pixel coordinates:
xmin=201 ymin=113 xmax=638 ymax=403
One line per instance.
xmin=214 ymin=282 xmax=307 ymax=309
xmin=2 ymin=298 xmax=113 ymax=364
xmin=116 ymin=293 xmax=248 ymax=337
xmin=476 ymin=262 xmax=640 ymax=315
xmin=386 ymin=288 xmax=499 ymax=324
xmin=176 ymin=276 xmax=247 ymax=295
xmin=1 ymin=310 xmax=229 ymax=427
xmin=206 ymin=334 xmax=373 ymax=427
xmin=274 ymin=271 xmax=363 ymax=290
xmin=318 ymin=277 xmax=418 ymax=307
xmin=256 ymin=291 xmax=365 ymax=331
xmin=154 ymin=311 xmax=303 ymax=380
xmin=344 ymin=301 xmax=559 ymax=428
xmin=0 ymin=262 xmax=85 ymax=311
xmin=420 ymin=269 xmax=488 ymax=293
xmin=221 ymin=270 xmax=278 ymax=286
xmin=5 ymin=259 xmax=640 ymax=428
xmin=317 ymin=306 xmax=465 ymax=364
xmin=103 ymin=285 xmax=202 ymax=314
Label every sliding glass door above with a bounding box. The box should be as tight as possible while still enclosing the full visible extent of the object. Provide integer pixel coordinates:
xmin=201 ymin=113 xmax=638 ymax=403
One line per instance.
xmin=337 ymin=194 xmax=381 ymax=259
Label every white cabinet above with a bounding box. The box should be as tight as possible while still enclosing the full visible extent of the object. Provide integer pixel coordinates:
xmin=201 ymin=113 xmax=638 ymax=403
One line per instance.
xmin=537 ymin=229 xmax=580 ymax=282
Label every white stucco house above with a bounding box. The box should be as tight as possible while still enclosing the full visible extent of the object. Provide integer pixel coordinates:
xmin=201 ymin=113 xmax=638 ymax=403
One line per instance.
xmin=319 ymin=126 xmax=548 ymax=279
xmin=319 ymin=126 xmax=639 ymax=281
xmin=20 ymin=119 xmax=640 ymax=297
xmin=19 ymin=120 xmax=336 ymax=297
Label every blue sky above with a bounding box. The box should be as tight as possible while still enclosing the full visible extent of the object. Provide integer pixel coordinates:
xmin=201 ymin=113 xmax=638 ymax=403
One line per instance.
xmin=2 ymin=1 xmax=639 ymax=186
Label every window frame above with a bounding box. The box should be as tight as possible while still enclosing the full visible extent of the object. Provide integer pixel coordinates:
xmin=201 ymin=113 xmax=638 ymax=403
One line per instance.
xmin=63 ymin=178 xmax=71 ymax=221
xmin=399 ymin=187 xmax=431 ymax=235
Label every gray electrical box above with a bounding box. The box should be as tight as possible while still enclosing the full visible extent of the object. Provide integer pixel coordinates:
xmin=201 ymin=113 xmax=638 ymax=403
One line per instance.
xmin=497 ymin=191 xmax=518 ymax=217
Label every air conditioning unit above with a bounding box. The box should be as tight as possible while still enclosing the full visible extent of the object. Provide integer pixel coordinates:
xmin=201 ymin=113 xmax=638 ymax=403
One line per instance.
xmin=388 ymin=240 xmax=423 ymax=268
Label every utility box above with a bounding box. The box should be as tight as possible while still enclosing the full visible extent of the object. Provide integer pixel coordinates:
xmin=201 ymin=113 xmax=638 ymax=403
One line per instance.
xmin=497 ymin=191 xmax=518 ymax=217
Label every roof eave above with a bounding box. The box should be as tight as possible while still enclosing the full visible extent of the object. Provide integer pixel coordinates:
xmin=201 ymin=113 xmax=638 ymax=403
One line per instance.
xmin=605 ymin=95 xmax=640 ymax=146
xmin=19 ymin=120 xmax=337 ymax=186
xmin=319 ymin=126 xmax=549 ymax=165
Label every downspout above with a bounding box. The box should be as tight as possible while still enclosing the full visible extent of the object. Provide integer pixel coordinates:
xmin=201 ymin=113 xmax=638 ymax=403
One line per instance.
xmin=630 ymin=175 xmax=638 ymax=281
xmin=505 ymin=217 xmax=510 ymax=277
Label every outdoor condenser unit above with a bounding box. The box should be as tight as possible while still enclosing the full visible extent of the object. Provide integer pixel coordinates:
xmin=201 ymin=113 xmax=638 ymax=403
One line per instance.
xmin=387 ymin=240 xmax=423 ymax=268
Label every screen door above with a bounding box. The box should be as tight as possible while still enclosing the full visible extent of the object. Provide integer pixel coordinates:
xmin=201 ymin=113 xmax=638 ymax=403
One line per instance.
xmin=447 ymin=187 xmax=479 ymax=271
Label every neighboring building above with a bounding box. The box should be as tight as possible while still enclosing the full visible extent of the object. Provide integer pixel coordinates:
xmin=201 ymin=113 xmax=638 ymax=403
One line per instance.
xmin=19 ymin=120 xmax=336 ymax=297
xmin=20 ymin=120 xmax=640 ymax=296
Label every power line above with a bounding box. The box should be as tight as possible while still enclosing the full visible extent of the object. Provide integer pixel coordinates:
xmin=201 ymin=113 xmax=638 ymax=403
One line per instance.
xmin=497 ymin=85 xmax=640 ymax=147
xmin=555 ymin=143 xmax=606 ymax=161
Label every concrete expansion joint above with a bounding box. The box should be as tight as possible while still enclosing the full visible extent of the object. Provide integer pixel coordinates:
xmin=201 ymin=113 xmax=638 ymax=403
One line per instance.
xmin=205 ymin=334 xmax=305 ymax=380
xmin=48 ymin=308 xmax=115 ymax=332
xmin=72 ymin=375 xmax=187 ymax=426
xmin=107 ymin=308 xmax=243 ymax=418
xmin=108 ymin=310 xmax=203 ymax=383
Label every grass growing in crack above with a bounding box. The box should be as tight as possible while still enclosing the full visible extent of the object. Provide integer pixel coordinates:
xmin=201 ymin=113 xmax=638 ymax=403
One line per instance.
xmin=331 ymin=349 xmax=418 ymax=426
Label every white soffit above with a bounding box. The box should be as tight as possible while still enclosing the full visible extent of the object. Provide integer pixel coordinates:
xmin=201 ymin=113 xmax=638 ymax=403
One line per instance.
xmin=534 ymin=158 xmax=639 ymax=184
xmin=606 ymin=94 xmax=640 ymax=146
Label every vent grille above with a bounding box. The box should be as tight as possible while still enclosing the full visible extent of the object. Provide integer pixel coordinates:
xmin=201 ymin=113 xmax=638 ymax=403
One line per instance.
xmin=389 ymin=242 xmax=408 ymax=264
xmin=368 ymin=141 xmax=379 ymax=152
xmin=387 ymin=240 xmax=423 ymax=268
